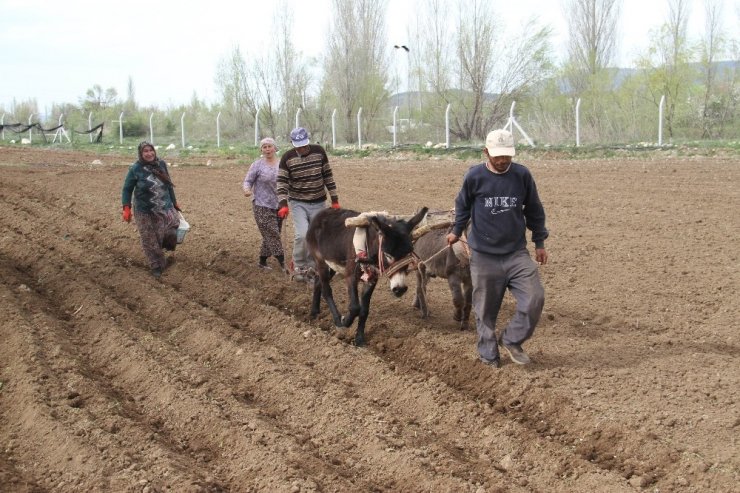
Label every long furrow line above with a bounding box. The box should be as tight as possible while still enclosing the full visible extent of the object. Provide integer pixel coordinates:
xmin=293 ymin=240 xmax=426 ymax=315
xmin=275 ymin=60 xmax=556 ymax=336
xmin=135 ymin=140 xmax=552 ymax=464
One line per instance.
xmin=145 ymin=237 xmax=641 ymax=489
xmin=0 ymin=258 xmax=217 ymax=491
xmin=0 ymin=206 xmax=384 ymax=490
xmin=1 ymin=169 xmax=568 ymax=484
xmin=1 ymin=173 xmax=636 ymax=490
xmin=1 ymin=180 xmax=501 ymax=490
xmin=3 ymin=259 xmax=268 ymax=490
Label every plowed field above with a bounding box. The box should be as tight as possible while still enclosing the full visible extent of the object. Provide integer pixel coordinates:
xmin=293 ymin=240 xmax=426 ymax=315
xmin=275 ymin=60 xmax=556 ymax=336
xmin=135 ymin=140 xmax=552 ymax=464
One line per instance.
xmin=0 ymin=146 xmax=737 ymax=492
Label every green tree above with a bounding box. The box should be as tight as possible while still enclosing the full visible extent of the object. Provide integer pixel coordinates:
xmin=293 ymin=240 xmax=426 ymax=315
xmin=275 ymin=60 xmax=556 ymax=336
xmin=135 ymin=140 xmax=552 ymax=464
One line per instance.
xmin=636 ymin=0 xmax=695 ymax=139
xmin=81 ymin=84 xmax=118 ymax=111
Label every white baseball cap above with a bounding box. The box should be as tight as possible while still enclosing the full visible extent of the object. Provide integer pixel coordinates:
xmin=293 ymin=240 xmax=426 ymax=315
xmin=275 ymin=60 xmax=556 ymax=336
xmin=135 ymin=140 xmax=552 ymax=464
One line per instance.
xmin=485 ymin=129 xmax=515 ymax=157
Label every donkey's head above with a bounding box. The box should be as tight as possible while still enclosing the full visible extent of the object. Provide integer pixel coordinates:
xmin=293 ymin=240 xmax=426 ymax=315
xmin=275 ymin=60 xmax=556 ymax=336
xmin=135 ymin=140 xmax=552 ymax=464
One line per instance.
xmin=369 ymin=207 xmax=428 ymax=297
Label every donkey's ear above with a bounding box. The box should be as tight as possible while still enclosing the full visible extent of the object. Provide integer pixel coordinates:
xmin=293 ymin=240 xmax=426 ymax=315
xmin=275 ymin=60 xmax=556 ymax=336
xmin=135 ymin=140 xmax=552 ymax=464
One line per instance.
xmin=407 ymin=207 xmax=429 ymax=230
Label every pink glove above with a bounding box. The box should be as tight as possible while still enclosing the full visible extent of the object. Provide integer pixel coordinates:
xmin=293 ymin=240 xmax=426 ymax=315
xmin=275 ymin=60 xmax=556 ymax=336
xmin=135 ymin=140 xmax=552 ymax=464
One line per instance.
xmin=277 ymin=206 xmax=290 ymax=219
xmin=122 ymin=205 xmax=132 ymax=222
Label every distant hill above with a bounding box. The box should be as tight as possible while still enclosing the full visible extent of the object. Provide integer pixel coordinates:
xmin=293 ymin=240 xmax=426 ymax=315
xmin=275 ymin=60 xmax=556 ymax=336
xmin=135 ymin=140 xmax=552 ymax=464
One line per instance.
xmin=389 ymin=60 xmax=738 ymax=101
xmin=566 ymin=59 xmax=739 ymax=93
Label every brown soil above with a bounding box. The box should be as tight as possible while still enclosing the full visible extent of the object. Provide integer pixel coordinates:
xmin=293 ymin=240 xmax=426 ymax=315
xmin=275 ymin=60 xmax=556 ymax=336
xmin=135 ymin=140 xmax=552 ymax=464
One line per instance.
xmin=0 ymin=146 xmax=738 ymax=492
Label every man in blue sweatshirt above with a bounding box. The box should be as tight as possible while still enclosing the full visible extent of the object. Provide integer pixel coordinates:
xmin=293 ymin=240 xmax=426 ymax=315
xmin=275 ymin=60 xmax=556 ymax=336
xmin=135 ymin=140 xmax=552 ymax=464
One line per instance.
xmin=446 ymin=129 xmax=548 ymax=367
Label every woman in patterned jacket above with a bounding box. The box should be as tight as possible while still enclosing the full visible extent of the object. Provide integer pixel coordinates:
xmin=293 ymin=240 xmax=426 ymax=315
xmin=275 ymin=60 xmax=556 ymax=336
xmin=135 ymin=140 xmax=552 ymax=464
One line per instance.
xmin=121 ymin=141 xmax=181 ymax=279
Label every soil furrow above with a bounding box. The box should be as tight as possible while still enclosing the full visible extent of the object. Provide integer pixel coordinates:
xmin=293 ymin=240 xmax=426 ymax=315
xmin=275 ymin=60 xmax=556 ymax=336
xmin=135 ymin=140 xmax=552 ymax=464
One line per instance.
xmin=0 ymin=152 xmax=737 ymax=492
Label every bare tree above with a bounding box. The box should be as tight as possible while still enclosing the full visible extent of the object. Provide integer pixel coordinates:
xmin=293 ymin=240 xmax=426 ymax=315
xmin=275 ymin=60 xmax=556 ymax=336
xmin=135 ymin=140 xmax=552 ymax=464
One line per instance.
xmin=562 ymin=0 xmax=621 ymax=140
xmin=420 ymin=0 xmax=451 ymax=96
xmin=698 ymin=0 xmax=725 ymax=138
xmin=322 ymin=0 xmax=390 ymax=143
xmin=215 ymin=45 xmax=260 ymax=137
xmin=454 ymin=0 xmax=497 ymax=139
xmin=273 ymin=0 xmax=311 ymax=138
xmin=564 ymin=0 xmax=621 ymax=87
xmin=416 ymin=0 xmax=553 ymax=141
xmin=407 ymin=0 xmax=452 ymax=141
xmin=252 ymin=55 xmax=280 ymax=137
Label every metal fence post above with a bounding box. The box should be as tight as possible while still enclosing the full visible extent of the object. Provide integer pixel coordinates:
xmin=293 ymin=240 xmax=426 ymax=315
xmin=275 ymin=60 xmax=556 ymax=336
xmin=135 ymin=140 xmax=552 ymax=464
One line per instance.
xmin=180 ymin=112 xmax=186 ymax=148
xmin=658 ymin=95 xmax=665 ymax=146
xmin=575 ymin=98 xmax=581 ymax=147
xmin=88 ymin=112 xmax=93 ymax=143
xmin=149 ymin=112 xmax=155 ymax=145
xmin=392 ymin=106 xmax=398 ymax=147
xmin=445 ymin=103 xmax=451 ymax=149
xmin=28 ymin=114 xmax=34 ymax=144
xmin=118 ymin=112 xmax=124 ymax=144
xmin=254 ymin=108 xmax=260 ymax=146
xmin=331 ymin=109 xmax=336 ymax=149
xmin=357 ymin=107 xmax=363 ymax=149
xmin=216 ymin=112 xmax=221 ymax=148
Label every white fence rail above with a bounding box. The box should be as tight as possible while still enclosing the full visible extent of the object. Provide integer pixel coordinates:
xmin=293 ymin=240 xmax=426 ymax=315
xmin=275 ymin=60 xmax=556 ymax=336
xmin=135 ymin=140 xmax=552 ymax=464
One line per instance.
xmin=2 ymin=96 xmax=674 ymax=149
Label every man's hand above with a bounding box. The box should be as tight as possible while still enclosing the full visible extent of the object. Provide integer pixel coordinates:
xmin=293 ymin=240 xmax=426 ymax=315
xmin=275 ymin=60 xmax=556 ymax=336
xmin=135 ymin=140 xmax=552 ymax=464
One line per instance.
xmin=535 ymin=248 xmax=548 ymax=265
xmin=122 ymin=205 xmax=132 ymax=223
xmin=330 ymin=200 xmax=340 ymax=209
xmin=277 ymin=206 xmax=290 ymax=219
xmin=446 ymin=233 xmax=459 ymax=246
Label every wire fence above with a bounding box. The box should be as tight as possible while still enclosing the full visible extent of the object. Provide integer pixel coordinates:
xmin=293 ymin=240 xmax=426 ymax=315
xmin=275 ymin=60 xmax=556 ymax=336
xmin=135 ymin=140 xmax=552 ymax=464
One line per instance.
xmin=2 ymin=95 xmax=738 ymax=151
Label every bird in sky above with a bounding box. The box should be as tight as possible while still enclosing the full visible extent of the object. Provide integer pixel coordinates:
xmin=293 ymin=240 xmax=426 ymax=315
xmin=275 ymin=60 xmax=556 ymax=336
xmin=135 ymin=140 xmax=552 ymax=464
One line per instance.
xmin=394 ymin=45 xmax=410 ymax=52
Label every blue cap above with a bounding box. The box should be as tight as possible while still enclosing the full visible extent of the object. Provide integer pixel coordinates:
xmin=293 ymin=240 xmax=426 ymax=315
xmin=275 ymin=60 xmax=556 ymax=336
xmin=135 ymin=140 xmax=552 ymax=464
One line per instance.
xmin=290 ymin=127 xmax=310 ymax=147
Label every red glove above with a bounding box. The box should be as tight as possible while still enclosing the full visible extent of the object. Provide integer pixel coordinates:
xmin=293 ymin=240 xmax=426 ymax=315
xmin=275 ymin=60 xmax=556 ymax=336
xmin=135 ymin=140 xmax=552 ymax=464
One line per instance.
xmin=330 ymin=200 xmax=340 ymax=209
xmin=277 ymin=206 xmax=290 ymax=219
xmin=122 ymin=205 xmax=132 ymax=222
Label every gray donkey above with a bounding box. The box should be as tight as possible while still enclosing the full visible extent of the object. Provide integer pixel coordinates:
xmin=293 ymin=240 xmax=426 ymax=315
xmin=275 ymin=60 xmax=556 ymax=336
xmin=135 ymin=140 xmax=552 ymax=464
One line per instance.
xmin=412 ymin=227 xmax=472 ymax=330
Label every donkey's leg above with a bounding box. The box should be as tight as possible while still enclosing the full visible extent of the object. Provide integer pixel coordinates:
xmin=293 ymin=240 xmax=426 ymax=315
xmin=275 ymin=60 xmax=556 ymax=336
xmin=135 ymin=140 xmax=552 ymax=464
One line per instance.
xmin=315 ymin=262 xmax=343 ymax=326
xmin=354 ymin=281 xmax=378 ymax=346
xmin=462 ymin=271 xmax=473 ymax=330
xmin=310 ymin=261 xmax=324 ymax=318
xmin=448 ymin=273 xmax=465 ymax=324
xmin=412 ymin=269 xmax=422 ymax=309
xmin=310 ymin=277 xmax=322 ymax=319
xmin=340 ymin=267 xmax=362 ymax=328
xmin=414 ymin=265 xmax=430 ymax=319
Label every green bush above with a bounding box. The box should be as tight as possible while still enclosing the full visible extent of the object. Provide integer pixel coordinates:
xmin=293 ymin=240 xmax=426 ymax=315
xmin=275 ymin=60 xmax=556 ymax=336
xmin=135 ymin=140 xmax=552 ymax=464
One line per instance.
xmin=122 ymin=115 xmax=148 ymax=137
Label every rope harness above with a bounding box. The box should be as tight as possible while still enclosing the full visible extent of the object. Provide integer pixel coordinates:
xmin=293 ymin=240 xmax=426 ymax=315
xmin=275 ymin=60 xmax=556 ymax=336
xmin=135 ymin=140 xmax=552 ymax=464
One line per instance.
xmin=362 ymin=234 xmax=420 ymax=282
xmin=415 ymin=232 xmax=470 ymax=270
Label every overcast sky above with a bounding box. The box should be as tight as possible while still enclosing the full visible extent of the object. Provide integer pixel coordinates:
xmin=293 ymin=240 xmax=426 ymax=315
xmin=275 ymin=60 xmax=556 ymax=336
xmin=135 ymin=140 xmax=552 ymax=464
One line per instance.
xmin=0 ymin=0 xmax=734 ymax=119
